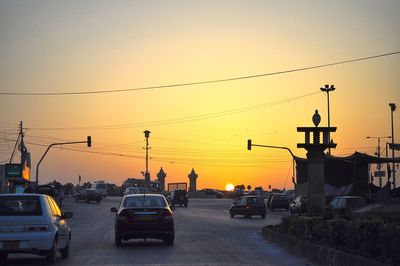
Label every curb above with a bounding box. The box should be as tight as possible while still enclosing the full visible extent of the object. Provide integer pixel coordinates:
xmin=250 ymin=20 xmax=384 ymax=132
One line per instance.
xmin=262 ymin=228 xmax=389 ymax=266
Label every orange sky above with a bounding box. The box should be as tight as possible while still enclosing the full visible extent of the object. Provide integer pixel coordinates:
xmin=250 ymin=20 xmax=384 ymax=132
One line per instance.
xmin=0 ymin=1 xmax=399 ymax=190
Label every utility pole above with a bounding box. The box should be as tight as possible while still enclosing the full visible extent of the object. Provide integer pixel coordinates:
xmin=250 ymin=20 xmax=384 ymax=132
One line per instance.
xmin=367 ymin=136 xmax=391 ymax=187
xmin=389 ymin=103 xmax=396 ymax=188
xmin=143 ymin=130 xmax=151 ymax=184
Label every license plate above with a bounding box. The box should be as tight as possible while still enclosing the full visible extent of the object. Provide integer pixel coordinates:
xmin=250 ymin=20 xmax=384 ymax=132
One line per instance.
xmin=3 ymin=241 xmax=19 ymax=250
xmin=135 ymin=215 xmax=155 ymax=221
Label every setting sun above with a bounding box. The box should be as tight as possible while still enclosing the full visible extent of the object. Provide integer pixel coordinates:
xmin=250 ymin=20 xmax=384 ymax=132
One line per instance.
xmin=225 ymin=183 xmax=235 ymax=191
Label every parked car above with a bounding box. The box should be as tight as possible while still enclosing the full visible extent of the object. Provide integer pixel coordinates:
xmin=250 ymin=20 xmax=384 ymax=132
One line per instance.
xmin=269 ymin=194 xmax=290 ymax=211
xmin=111 ymin=194 xmax=174 ymax=246
xmin=172 ymin=189 xmax=188 ymax=207
xmin=0 ymin=193 xmax=73 ymax=264
xmin=290 ymin=195 xmax=307 ymax=215
xmin=74 ymin=189 xmax=102 ymax=203
xmin=201 ymin=188 xmax=224 ymax=198
xmin=329 ymin=196 xmax=367 ymax=210
xmin=123 ymin=187 xmax=141 ymax=196
xmin=229 ymin=196 xmax=266 ymax=219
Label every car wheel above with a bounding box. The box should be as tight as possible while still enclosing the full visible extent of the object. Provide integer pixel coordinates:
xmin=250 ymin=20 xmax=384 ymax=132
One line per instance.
xmin=164 ymin=236 xmax=174 ymax=246
xmin=261 ymin=214 xmax=266 ymax=219
xmin=230 ymin=211 xmax=234 ymax=218
xmin=184 ymin=203 xmax=188 ymax=208
xmin=270 ymin=208 xmax=274 ymax=212
xmin=115 ymin=233 xmax=122 ymax=247
xmin=46 ymin=238 xmax=57 ymax=264
xmin=97 ymin=200 xmax=100 ymax=203
xmin=60 ymin=238 xmax=70 ymax=259
xmin=0 ymin=252 xmax=8 ymax=261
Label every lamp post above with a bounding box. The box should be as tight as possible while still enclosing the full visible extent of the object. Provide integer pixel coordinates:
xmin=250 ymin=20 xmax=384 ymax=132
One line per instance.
xmin=366 ymin=136 xmax=391 ymax=187
xmin=389 ymin=103 xmax=396 ymax=188
xmin=320 ymin=84 xmax=335 ymax=155
xmin=143 ymin=130 xmax=151 ymax=184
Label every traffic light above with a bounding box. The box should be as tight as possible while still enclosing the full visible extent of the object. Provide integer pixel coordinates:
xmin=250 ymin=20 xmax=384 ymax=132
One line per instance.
xmin=247 ymin=139 xmax=252 ymax=150
xmin=87 ymin=136 xmax=92 ymax=147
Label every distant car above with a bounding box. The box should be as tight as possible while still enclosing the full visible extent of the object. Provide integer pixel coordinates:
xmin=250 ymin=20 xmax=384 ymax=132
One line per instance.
xmin=269 ymin=194 xmax=290 ymax=211
xmin=123 ymin=187 xmax=141 ymax=196
xmin=74 ymin=189 xmax=102 ymax=203
xmin=172 ymin=189 xmax=188 ymax=207
xmin=90 ymin=181 xmax=107 ymax=198
xmin=329 ymin=196 xmax=367 ymax=210
xmin=229 ymin=196 xmax=266 ymax=219
xmin=110 ymin=194 xmax=174 ymax=246
xmin=201 ymin=188 xmax=224 ymax=198
xmin=290 ymin=196 xmax=307 ymax=215
xmin=0 ymin=194 xmax=73 ymax=264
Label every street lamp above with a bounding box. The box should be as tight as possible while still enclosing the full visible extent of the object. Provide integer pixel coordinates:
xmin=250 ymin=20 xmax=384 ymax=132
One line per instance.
xmin=320 ymin=84 xmax=335 ymax=154
xmin=366 ymin=136 xmax=391 ymax=187
xmin=389 ymin=103 xmax=396 ymax=188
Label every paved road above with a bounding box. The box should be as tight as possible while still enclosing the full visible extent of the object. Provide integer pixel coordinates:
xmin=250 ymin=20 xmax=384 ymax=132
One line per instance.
xmin=4 ymin=197 xmax=318 ymax=265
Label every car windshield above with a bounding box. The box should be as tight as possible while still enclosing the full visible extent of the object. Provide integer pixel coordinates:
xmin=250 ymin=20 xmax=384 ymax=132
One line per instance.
xmin=123 ymin=196 xmax=167 ymax=208
xmin=0 ymin=196 xmax=42 ymax=216
xmin=247 ymin=197 xmax=263 ymax=204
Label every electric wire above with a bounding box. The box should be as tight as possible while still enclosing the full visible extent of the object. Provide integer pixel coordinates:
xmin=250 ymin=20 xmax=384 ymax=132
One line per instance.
xmin=0 ymin=51 xmax=398 ymax=96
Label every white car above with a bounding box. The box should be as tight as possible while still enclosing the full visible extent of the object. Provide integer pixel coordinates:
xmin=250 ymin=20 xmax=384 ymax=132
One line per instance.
xmin=0 ymin=193 xmax=73 ymax=264
xmin=90 ymin=181 xmax=107 ymax=198
xmin=123 ymin=187 xmax=141 ymax=195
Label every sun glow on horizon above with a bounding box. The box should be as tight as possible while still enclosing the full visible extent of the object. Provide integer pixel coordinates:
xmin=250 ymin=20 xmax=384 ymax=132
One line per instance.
xmin=225 ymin=183 xmax=234 ymax=191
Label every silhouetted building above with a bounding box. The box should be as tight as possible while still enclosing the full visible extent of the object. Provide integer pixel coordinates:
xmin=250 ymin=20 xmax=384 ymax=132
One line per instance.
xmin=157 ymin=167 xmax=166 ymax=191
xmin=188 ymin=168 xmax=198 ymax=192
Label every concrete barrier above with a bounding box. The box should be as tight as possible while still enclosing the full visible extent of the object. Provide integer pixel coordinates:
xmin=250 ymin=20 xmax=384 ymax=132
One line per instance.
xmin=262 ymin=228 xmax=389 ymax=266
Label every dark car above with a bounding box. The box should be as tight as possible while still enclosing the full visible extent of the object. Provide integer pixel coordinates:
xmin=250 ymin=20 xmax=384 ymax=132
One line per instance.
xmin=229 ymin=196 xmax=266 ymax=219
xmin=172 ymin=189 xmax=188 ymax=207
xmin=201 ymin=188 xmax=224 ymax=198
xmin=329 ymin=196 xmax=367 ymax=211
xmin=266 ymin=193 xmax=279 ymax=209
xmin=74 ymin=189 xmax=102 ymax=203
xmin=111 ymin=194 xmax=174 ymax=246
xmin=290 ymin=195 xmax=307 ymax=215
xmin=269 ymin=194 xmax=289 ymax=211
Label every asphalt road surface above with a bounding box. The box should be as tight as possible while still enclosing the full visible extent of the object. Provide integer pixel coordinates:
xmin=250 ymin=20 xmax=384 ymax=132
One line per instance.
xmin=4 ymin=197 xmax=318 ymax=265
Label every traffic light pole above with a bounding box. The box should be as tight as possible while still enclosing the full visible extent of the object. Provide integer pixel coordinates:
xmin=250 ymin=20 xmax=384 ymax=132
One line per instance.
xmin=35 ymin=137 xmax=91 ymax=185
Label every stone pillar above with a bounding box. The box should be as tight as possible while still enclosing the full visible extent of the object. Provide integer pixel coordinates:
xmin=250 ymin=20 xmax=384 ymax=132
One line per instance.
xmin=297 ymin=110 xmax=336 ymax=216
xmin=157 ymin=167 xmax=166 ymax=192
xmin=188 ymin=168 xmax=198 ymax=192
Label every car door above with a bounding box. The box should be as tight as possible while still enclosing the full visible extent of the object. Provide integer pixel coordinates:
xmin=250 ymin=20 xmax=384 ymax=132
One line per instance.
xmin=47 ymin=197 xmax=69 ymax=248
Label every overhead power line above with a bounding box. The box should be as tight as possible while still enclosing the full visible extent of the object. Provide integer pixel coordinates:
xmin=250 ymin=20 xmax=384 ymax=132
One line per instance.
xmin=27 ymin=91 xmax=320 ymax=131
xmin=1 ymin=51 xmax=399 ymax=96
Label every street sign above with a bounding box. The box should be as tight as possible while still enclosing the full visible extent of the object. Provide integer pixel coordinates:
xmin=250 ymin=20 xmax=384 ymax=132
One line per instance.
xmin=389 ymin=143 xmax=400 ymax=151
xmin=374 ymin=171 xmax=386 ymax=177
xmin=5 ymin=163 xmax=22 ymax=178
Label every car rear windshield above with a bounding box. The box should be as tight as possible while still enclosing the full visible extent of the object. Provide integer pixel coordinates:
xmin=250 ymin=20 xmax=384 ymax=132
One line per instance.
xmin=0 ymin=196 xmax=42 ymax=216
xmin=123 ymin=196 xmax=167 ymax=208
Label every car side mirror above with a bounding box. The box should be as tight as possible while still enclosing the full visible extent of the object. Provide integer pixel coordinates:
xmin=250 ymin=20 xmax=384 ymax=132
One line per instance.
xmin=110 ymin=207 xmax=118 ymax=213
xmin=63 ymin=211 xmax=73 ymax=219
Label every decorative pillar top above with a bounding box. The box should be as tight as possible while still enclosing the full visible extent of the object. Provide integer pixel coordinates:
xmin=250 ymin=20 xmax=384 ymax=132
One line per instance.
xmin=157 ymin=167 xmax=166 ymax=179
xmin=297 ymin=109 xmax=337 ymax=150
xmin=188 ymin=168 xmax=198 ymax=179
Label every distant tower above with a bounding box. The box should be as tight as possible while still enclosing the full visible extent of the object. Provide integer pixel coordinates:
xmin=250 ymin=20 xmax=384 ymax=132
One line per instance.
xmin=157 ymin=167 xmax=166 ymax=191
xmin=188 ymin=168 xmax=198 ymax=192
xmin=143 ymin=130 xmax=151 ymax=184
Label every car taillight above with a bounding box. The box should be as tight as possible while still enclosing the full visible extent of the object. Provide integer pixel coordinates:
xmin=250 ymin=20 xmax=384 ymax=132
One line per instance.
xmin=23 ymin=226 xmax=49 ymax=232
xmin=246 ymin=205 xmax=250 ymax=209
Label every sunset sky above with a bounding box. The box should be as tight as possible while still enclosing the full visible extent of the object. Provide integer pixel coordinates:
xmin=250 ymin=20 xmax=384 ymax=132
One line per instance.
xmin=0 ymin=1 xmax=399 ymax=190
